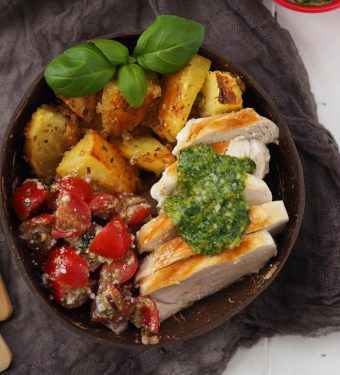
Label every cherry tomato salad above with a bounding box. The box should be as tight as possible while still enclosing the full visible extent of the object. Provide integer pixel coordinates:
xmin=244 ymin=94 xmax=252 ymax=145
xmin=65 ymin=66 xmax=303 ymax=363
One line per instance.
xmin=13 ymin=176 xmax=159 ymax=341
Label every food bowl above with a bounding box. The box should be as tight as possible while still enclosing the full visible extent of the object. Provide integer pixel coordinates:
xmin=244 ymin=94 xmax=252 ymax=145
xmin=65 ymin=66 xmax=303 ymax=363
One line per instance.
xmin=0 ymin=33 xmax=305 ymax=347
xmin=275 ymin=0 xmax=340 ymax=12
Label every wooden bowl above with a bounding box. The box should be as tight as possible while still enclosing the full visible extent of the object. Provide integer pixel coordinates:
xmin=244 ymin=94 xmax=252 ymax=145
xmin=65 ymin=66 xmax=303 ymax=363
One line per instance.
xmin=0 ymin=34 xmax=304 ymax=347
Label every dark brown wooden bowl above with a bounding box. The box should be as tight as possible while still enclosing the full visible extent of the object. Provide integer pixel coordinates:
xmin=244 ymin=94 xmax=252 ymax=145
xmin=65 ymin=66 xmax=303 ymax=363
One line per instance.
xmin=0 ymin=33 xmax=304 ymax=348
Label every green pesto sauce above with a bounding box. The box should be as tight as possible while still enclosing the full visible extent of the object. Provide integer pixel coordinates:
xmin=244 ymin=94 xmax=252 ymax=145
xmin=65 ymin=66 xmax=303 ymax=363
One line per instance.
xmin=164 ymin=145 xmax=255 ymax=256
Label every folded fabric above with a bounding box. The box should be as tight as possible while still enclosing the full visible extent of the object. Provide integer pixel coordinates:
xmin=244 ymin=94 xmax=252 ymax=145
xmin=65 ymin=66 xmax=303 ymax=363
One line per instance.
xmin=0 ymin=0 xmax=339 ymax=374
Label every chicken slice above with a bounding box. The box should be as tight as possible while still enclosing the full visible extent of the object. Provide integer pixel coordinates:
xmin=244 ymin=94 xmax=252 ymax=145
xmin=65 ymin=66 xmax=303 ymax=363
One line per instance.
xmin=244 ymin=174 xmax=272 ymax=205
xmin=173 ymin=108 xmax=279 ymax=155
xmin=150 ymin=163 xmax=272 ymax=209
xmin=139 ymin=230 xmax=276 ymax=321
xmin=144 ymin=172 xmax=272 ymax=253
xmin=225 ymin=137 xmax=270 ymax=179
xmin=150 ymin=162 xmax=178 ymax=208
xmin=144 ymin=175 xmax=272 ymax=253
xmin=135 ymin=201 xmax=288 ymax=280
xmin=136 ymin=212 xmax=178 ymax=253
xmin=247 ymin=201 xmax=289 ymax=236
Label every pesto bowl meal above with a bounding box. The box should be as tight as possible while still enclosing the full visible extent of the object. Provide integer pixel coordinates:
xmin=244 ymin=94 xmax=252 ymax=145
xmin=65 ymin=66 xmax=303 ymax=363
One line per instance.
xmin=0 ymin=16 xmax=304 ymax=347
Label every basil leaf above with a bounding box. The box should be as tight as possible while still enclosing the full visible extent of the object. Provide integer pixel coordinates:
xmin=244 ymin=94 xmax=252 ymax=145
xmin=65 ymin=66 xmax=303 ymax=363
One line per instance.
xmin=134 ymin=15 xmax=204 ymax=74
xmin=90 ymin=39 xmax=129 ymax=65
xmin=44 ymin=43 xmax=115 ymax=97
xmin=117 ymin=64 xmax=147 ymax=108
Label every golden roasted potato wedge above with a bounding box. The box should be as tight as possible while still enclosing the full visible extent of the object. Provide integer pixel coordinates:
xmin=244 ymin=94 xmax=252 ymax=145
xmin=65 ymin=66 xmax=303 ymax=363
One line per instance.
xmin=58 ymin=93 xmax=103 ymax=131
xmin=154 ymin=54 xmax=211 ymax=142
xmin=199 ymin=71 xmax=243 ymax=117
xmin=58 ymin=93 xmax=97 ymax=122
xmin=97 ymin=79 xmax=161 ymax=136
xmin=25 ymin=104 xmax=80 ymax=183
xmin=117 ymin=134 xmax=175 ymax=175
xmin=57 ymin=130 xmax=139 ymax=193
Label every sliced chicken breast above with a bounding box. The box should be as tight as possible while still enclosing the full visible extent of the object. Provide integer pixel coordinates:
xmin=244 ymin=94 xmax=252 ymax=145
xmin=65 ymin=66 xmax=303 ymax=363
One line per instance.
xmin=173 ymin=108 xmax=279 ymax=156
xmin=150 ymin=162 xmax=178 ymax=208
xmin=139 ymin=230 xmax=276 ymax=321
xmin=247 ymin=201 xmax=289 ymax=236
xmin=150 ymin=163 xmax=272 ymax=209
xmin=244 ymin=174 xmax=272 ymax=205
xmin=225 ymin=137 xmax=270 ymax=179
xmin=136 ymin=212 xmax=178 ymax=253
xmin=143 ymin=174 xmax=272 ymax=253
xmin=135 ymin=201 xmax=288 ymax=281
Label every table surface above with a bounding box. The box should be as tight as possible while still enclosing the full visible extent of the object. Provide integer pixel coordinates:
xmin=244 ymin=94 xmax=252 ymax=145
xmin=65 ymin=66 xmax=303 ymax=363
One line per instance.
xmin=223 ymin=2 xmax=340 ymax=374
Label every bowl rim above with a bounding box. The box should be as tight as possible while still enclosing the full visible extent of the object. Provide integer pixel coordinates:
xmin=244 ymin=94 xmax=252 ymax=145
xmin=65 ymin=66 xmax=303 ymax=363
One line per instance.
xmin=274 ymin=0 xmax=340 ymax=12
xmin=0 ymin=32 xmax=305 ymax=348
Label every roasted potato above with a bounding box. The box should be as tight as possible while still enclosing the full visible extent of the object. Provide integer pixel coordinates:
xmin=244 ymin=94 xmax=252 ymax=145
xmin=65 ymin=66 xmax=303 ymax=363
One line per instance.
xmin=58 ymin=93 xmax=103 ymax=131
xmin=58 ymin=93 xmax=97 ymax=122
xmin=199 ymin=71 xmax=243 ymax=117
xmin=57 ymin=130 xmax=139 ymax=193
xmin=154 ymin=54 xmax=211 ymax=142
xmin=97 ymin=79 xmax=161 ymax=137
xmin=25 ymin=104 xmax=80 ymax=183
xmin=117 ymin=134 xmax=175 ymax=175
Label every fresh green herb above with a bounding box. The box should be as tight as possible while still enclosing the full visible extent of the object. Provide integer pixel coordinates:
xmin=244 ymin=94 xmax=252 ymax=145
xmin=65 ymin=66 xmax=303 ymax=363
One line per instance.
xmin=117 ymin=63 xmax=147 ymax=108
xmin=44 ymin=43 xmax=116 ymax=97
xmin=164 ymin=145 xmax=255 ymax=256
xmin=134 ymin=15 xmax=204 ymax=74
xmin=90 ymin=39 xmax=129 ymax=65
xmin=44 ymin=15 xmax=205 ymax=107
xmin=79 ymin=231 xmax=94 ymax=252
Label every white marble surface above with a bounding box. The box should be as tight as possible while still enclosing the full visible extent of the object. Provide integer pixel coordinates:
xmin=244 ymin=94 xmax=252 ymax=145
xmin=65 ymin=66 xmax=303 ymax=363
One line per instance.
xmin=222 ymin=2 xmax=340 ymax=374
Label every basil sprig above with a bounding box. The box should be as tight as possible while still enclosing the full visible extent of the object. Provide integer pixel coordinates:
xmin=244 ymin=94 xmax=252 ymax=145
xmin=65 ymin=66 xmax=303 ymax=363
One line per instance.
xmin=134 ymin=15 xmax=204 ymax=74
xmin=117 ymin=64 xmax=147 ymax=108
xmin=44 ymin=15 xmax=205 ymax=108
xmin=44 ymin=43 xmax=116 ymax=98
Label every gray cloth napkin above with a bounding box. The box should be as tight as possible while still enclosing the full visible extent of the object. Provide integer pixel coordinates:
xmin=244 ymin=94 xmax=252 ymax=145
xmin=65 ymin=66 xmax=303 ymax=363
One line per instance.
xmin=1 ymin=0 xmax=340 ymax=374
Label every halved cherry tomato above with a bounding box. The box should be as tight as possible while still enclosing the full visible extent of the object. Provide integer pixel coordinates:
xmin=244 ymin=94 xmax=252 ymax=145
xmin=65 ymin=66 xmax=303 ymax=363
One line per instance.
xmin=52 ymin=177 xmax=93 ymax=201
xmin=130 ymin=296 xmax=160 ymax=334
xmin=44 ymin=246 xmax=90 ymax=308
xmin=118 ymin=194 xmax=151 ymax=226
xmin=13 ymin=180 xmax=48 ymax=221
xmin=46 ymin=191 xmax=58 ymax=211
xmin=100 ymin=250 xmax=138 ymax=285
xmin=127 ymin=205 xmax=151 ymax=226
xmin=51 ymin=189 xmax=91 ymax=239
xmin=18 ymin=213 xmax=55 ymax=266
xmin=26 ymin=213 xmax=54 ymax=226
xmin=88 ymin=193 xmax=119 ymax=220
xmin=89 ymin=217 xmax=131 ymax=259
xmin=91 ymin=283 xmax=132 ymax=333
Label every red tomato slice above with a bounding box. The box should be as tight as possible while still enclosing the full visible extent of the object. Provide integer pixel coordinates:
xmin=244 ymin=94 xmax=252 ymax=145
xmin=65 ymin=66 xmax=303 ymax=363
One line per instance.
xmin=52 ymin=189 xmax=91 ymax=239
xmin=91 ymin=283 xmax=133 ymax=332
xmin=131 ymin=296 xmax=160 ymax=334
xmin=29 ymin=213 xmax=55 ymax=225
xmin=18 ymin=213 xmax=55 ymax=266
xmin=44 ymin=246 xmax=90 ymax=307
xmin=13 ymin=180 xmax=48 ymax=221
xmin=88 ymin=193 xmax=119 ymax=220
xmin=127 ymin=205 xmax=151 ymax=226
xmin=118 ymin=194 xmax=152 ymax=226
xmin=46 ymin=191 xmax=58 ymax=211
xmin=101 ymin=250 xmax=138 ymax=285
xmin=89 ymin=217 xmax=131 ymax=259
xmin=52 ymin=177 xmax=93 ymax=201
